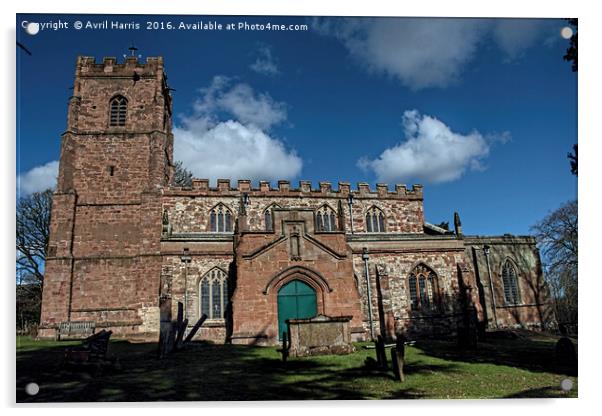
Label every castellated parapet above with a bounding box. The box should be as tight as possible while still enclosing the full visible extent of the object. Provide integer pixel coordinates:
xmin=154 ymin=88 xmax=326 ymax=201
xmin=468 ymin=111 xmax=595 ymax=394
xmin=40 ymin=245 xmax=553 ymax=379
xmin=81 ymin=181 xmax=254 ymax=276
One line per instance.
xmin=167 ymin=179 xmax=423 ymax=200
xmin=76 ymin=56 xmax=165 ymax=78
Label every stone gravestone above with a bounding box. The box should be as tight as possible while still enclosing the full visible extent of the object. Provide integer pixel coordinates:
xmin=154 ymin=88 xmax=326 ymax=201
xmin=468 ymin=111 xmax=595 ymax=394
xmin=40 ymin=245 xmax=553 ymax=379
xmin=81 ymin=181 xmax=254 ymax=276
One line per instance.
xmin=390 ymin=333 xmax=406 ymax=382
xmin=287 ymin=315 xmax=354 ymax=357
xmin=375 ymin=335 xmax=388 ymax=369
xmin=555 ymin=337 xmax=577 ymax=368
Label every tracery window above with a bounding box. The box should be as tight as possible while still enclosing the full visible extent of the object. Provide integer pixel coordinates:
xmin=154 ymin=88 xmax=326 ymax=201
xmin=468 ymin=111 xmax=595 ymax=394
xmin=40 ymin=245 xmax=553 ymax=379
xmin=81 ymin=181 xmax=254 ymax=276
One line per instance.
xmin=365 ymin=206 xmax=386 ymax=232
xmin=109 ymin=95 xmax=128 ymax=127
xmin=315 ymin=205 xmax=337 ymax=232
xmin=199 ymin=268 xmax=229 ymax=320
xmin=264 ymin=204 xmax=280 ymax=231
xmin=209 ymin=204 xmax=233 ymax=232
xmin=502 ymin=259 xmax=521 ymax=304
xmin=408 ymin=264 xmax=439 ymax=311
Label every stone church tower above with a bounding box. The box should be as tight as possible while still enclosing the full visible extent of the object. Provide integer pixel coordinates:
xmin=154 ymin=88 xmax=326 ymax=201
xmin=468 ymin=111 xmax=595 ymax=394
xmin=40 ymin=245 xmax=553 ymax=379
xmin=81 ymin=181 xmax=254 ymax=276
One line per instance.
xmin=39 ymin=56 xmax=174 ymax=338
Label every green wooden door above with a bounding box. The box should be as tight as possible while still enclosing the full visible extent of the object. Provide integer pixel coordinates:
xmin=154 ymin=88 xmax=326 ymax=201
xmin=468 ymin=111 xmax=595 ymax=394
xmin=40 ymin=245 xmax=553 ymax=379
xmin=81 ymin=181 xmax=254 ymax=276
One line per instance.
xmin=277 ymin=280 xmax=317 ymax=340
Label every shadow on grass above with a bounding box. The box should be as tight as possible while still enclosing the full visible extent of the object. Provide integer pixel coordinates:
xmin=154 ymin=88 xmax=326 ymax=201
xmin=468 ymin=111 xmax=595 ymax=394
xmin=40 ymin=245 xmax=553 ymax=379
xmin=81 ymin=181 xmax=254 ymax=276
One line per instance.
xmin=17 ymin=333 xmax=573 ymax=402
xmin=412 ymin=332 xmax=577 ymax=377
xmin=16 ymin=341 xmax=427 ymax=402
xmin=504 ymin=386 xmax=573 ymax=398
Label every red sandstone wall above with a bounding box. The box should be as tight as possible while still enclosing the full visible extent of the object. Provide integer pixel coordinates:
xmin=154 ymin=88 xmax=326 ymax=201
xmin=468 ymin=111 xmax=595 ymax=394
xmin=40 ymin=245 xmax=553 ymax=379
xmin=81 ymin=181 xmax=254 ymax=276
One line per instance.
xmin=464 ymin=236 xmax=555 ymax=330
xmin=230 ymin=209 xmax=364 ymax=345
xmin=39 ymin=56 xmax=171 ymax=339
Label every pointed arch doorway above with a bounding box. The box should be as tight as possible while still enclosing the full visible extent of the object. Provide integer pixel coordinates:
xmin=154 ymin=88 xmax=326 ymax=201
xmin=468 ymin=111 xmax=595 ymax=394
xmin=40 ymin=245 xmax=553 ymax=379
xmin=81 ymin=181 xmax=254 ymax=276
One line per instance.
xmin=277 ymin=279 xmax=317 ymax=340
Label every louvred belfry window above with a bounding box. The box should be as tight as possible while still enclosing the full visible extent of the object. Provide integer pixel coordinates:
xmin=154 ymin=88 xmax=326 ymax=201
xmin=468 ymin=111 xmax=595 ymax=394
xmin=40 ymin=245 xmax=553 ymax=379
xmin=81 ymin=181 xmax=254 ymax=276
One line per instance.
xmin=109 ymin=95 xmax=127 ymax=126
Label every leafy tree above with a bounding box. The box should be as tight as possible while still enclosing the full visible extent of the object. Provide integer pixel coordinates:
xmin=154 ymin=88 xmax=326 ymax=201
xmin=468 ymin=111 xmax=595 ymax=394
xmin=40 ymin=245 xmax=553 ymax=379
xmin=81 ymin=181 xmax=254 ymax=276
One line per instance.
xmin=531 ymin=200 xmax=577 ymax=325
xmin=173 ymin=160 xmax=193 ymax=187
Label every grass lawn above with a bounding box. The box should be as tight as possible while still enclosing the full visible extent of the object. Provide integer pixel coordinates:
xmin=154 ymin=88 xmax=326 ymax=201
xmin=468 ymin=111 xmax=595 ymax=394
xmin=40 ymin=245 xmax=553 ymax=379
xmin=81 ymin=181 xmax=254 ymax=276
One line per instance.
xmin=16 ymin=331 xmax=577 ymax=402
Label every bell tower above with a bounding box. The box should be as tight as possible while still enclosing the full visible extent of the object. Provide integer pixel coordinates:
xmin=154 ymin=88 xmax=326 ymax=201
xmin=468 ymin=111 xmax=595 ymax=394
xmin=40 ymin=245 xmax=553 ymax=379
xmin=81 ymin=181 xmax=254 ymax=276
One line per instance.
xmin=39 ymin=56 xmax=174 ymax=339
xmin=58 ymin=55 xmax=173 ymax=199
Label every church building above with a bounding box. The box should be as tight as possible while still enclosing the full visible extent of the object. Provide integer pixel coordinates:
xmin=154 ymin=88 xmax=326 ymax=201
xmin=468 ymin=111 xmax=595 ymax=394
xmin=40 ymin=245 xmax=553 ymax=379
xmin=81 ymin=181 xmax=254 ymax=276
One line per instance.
xmin=38 ymin=56 xmax=555 ymax=344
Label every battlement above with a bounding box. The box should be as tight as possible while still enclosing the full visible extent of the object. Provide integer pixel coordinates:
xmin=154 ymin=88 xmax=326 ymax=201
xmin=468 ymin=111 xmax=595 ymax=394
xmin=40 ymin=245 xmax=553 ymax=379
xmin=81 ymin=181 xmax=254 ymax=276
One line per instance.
xmin=76 ymin=56 xmax=164 ymax=77
xmin=165 ymin=179 xmax=423 ymax=200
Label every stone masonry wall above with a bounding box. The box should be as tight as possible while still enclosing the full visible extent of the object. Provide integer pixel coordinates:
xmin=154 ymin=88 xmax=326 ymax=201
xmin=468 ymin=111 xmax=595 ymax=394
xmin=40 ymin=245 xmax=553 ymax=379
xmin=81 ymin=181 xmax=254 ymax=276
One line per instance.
xmin=161 ymin=252 xmax=234 ymax=343
xmin=163 ymin=181 xmax=424 ymax=235
xmin=39 ymin=56 xmax=171 ymax=339
xmin=465 ymin=236 xmax=555 ymax=330
xmin=351 ymin=248 xmax=469 ymax=339
xmin=230 ymin=209 xmax=364 ymax=345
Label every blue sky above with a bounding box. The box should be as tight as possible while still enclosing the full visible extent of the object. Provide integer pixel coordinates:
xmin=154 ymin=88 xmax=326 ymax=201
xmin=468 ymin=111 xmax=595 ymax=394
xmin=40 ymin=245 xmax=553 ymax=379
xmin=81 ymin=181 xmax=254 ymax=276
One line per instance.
xmin=16 ymin=14 xmax=577 ymax=236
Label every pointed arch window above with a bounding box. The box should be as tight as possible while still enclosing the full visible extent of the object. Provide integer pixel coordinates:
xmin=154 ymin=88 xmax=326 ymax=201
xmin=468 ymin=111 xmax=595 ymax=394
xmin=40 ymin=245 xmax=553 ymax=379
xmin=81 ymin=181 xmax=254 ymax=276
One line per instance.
xmin=315 ymin=205 xmax=337 ymax=232
xmin=264 ymin=204 xmax=280 ymax=232
xmin=109 ymin=95 xmax=128 ymax=126
xmin=408 ymin=264 xmax=439 ymax=311
xmin=366 ymin=206 xmax=386 ymax=232
xmin=209 ymin=204 xmax=233 ymax=232
xmin=199 ymin=268 xmax=229 ymax=320
xmin=502 ymin=260 xmax=521 ymax=305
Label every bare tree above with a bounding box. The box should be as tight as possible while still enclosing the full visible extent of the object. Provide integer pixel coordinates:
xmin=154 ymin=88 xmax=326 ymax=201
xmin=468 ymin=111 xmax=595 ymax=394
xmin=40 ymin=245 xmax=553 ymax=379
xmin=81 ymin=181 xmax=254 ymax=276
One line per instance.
xmin=532 ymin=200 xmax=577 ymax=325
xmin=16 ymin=189 xmax=53 ymax=330
xmin=173 ymin=160 xmax=193 ymax=187
xmin=16 ymin=189 xmax=52 ymax=286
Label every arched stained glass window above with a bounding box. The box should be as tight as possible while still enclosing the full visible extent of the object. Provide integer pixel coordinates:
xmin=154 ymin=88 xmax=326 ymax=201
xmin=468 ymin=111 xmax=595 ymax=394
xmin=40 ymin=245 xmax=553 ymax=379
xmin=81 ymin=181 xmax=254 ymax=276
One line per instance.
xmin=199 ymin=268 xmax=229 ymax=320
xmin=408 ymin=264 xmax=439 ymax=311
xmin=502 ymin=260 xmax=521 ymax=304
xmin=315 ymin=205 xmax=337 ymax=232
xmin=366 ymin=206 xmax=386 ymax=232
xmin=109 ymin=95 xmax=127 ymax=126
xmin=209 ymin=204 xmax=233 ymax=232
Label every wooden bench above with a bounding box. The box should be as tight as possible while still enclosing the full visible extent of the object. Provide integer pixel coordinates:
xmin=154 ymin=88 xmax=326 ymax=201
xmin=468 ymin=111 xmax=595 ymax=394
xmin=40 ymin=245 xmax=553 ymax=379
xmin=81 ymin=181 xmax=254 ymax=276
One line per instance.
xmin=64 ymin=330 xmax=113 ymax=369
xmin=58 ymin=321 xmax=96 ymax=340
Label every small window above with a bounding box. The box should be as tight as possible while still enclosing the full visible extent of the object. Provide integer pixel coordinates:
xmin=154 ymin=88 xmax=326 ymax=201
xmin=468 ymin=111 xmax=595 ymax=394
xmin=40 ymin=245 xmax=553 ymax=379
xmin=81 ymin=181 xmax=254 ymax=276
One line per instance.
xmin=199 ymin=268 xmax=229 ymax=320
xmin=502 ymin=260 xmax=521 ymax=304
xmin=109 ymin=95 xmax=127 ymax=126
xmin=315 ymin=205 xmax=337 ymax=232
xmin=408 ymin=264 xmax=439 ymax=311
xmin=210 ymin=204 xmax=233 ymax=232
xmin=366 ymin=206 xmax=386 ymax=232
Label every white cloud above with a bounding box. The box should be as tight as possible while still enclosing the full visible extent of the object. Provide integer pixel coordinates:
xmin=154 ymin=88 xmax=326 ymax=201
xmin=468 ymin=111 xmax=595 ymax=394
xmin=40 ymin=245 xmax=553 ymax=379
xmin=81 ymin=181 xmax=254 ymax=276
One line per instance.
xmin=492 ymin=19 xmax=555 ymax=61
xmin=314 ymin=17 xmax=561 ymax=90
xmin=250 ymin=44 xmax=280 ymax=76
xmin=188 ymin=75 xmax=286 ymax=130
xmin=315 ymin=18 xmax=487 ymax=90
xmin=17 ymin=160 xmax=59 ymax=196
xmin=174 ymin=77 xmax=302 ymax=184
xmin=358 ymin=110 xmax=495 ymax=184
